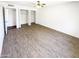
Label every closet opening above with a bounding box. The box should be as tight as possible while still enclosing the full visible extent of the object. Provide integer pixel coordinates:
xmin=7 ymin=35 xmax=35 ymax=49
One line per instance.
xmin=31 ymin=10 xmax=36 ymax=24
xmin=20 ymin=10 xmax=36 ymax=27
xmin=7 ymin=8 xmax=16 ymax=30
xmin=20 ymin=9 xmax=28 ymax=26
xmin=5 ymin=8 xmax=36 ymax=31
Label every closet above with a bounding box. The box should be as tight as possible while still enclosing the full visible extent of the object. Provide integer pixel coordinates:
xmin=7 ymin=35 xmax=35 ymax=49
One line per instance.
xmin=20 ymin=9 xmax=28 ymax=25
xmin=5 ymin=8 xmax=21 ymax=30
xmin=31 ymin=10 xmax=36 ymax=23
xmin=4 ymin=7 xmax=36 ymax=34
xmin=20 ymin=10 xmax=36 ymax=26
xmin=6 ymin=8 xmax=16 ymax=29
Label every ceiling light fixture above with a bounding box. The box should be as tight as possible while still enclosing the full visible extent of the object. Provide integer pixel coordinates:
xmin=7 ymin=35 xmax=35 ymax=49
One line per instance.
xmin=35 ymin=1 xmax=46 ymax=8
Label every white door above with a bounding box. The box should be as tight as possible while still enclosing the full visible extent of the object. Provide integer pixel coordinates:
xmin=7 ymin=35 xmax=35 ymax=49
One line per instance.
xmin=0 ymin=6 xmax=4 ymax=56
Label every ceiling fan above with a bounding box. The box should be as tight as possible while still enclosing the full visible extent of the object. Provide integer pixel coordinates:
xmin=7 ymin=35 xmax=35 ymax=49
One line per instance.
xmin=35 ymin=1 xmax=46 ymax=8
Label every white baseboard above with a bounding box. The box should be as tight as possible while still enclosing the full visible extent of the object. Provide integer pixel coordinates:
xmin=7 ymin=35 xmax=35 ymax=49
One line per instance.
xmin=37 ymin=23 xmax=79 ymax=39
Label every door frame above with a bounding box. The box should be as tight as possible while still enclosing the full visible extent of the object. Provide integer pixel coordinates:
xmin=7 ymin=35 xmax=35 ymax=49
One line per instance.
xmin=2 ymin=7 xmax=6 ymax=35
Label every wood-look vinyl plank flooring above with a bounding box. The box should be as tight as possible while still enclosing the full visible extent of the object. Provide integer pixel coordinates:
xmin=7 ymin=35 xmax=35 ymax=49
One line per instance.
xmin=1 ymin=24 xmax=79 ymax=58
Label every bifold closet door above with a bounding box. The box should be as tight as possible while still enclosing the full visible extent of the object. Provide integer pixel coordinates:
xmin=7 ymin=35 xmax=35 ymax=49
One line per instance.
xmin=20 ymin=10 xmax=28 ymax=25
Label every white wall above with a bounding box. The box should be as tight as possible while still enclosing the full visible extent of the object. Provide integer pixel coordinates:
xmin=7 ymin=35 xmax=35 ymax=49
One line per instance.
xmin=36 ymin=2 xmax=79 ymax=38
xmin=7 ymin=9 xmax=16 ymax=27
xmin=0 ymin=6 xmax=4 ymax=56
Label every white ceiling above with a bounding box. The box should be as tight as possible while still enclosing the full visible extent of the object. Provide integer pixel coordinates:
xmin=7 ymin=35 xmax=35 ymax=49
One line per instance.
xmin=0 ymin=0 xmax=78 ymax=7
xmin=0 ymin=1 xmax=65 ymax=6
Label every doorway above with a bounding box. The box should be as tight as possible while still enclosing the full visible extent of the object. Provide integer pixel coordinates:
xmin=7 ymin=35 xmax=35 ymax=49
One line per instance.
xmin=7 ymin=8 xmax=16 ymax=30
xmin=3 ymin=8 xmax=36 ymax=34
xmin=20 ymin=9 xmax=28 ymax=26
xmin=31 ymin=10 xmax=36 ymax=23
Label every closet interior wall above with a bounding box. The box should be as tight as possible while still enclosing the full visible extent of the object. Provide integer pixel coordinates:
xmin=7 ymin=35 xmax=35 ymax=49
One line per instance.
xmin=7 ymin=8 xmax=16 ymax=28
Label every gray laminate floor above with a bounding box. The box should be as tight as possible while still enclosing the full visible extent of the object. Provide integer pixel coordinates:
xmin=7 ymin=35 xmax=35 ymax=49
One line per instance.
xmin=1 ymin=24 xmax=79 ymax=58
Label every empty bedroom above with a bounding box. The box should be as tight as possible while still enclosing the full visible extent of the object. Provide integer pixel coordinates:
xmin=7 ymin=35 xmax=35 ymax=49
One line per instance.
xmin=0 ymin=0 xmax=79 ymax=58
